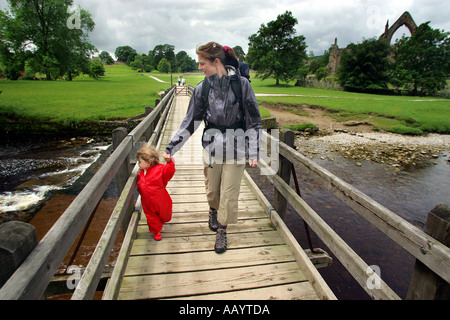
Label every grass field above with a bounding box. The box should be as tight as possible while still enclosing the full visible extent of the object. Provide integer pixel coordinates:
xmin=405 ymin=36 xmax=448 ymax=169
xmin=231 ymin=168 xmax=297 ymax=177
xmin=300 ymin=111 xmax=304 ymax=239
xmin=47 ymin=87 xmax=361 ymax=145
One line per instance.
xmin=1 ymin=65 xmax=449 ymax=135
xmin=0 ymin=64 xmax=169 ymax=123
xmin=248 ymin=78 xmax=450 ymax=135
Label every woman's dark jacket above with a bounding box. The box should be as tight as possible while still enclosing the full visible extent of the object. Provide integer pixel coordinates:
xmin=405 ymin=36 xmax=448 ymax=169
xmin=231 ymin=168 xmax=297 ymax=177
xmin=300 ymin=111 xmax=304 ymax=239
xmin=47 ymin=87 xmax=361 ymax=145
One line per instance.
xmin=164 ymin=66 xmax=262 ymax=161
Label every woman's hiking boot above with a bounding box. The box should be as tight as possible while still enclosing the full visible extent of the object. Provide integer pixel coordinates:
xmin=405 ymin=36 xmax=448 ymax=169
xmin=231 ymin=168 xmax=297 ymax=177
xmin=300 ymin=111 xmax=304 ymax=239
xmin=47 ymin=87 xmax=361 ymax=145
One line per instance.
xmin=214 ymin=226 xmax=227 ymax=254
xmin=209 ymin=208 xmax=219 ymax=232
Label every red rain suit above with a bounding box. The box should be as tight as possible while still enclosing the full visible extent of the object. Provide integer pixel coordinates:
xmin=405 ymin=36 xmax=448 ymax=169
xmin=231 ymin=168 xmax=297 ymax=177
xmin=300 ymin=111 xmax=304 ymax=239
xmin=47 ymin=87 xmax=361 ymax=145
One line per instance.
xmin=137 ymin=159 xmax=175 ymax=234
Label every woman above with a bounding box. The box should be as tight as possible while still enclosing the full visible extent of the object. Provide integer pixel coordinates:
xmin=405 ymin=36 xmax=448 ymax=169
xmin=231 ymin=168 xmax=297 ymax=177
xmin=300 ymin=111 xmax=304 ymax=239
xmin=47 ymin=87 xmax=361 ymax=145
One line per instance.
xmin=163 ymin=42 xmax=262 ymax=253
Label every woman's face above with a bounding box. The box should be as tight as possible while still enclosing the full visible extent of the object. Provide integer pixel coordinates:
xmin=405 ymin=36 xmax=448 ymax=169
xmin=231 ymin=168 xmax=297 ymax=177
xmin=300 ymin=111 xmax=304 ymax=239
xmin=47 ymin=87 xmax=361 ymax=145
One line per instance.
xmin=198 ymin=55 xmax=218 ymax=78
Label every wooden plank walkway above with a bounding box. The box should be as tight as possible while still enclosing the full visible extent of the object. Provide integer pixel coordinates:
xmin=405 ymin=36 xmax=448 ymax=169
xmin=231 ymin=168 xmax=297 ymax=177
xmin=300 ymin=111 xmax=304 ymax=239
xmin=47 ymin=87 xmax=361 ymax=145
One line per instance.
xmin=115 ymin=93 xmax=332 ymax=300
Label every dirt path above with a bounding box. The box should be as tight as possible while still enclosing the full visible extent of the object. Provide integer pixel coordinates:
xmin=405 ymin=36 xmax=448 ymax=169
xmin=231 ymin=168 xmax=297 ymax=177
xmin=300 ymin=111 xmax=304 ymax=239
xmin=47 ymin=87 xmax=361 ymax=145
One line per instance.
xmin=262 ymin=103 xmax=373 ymax=133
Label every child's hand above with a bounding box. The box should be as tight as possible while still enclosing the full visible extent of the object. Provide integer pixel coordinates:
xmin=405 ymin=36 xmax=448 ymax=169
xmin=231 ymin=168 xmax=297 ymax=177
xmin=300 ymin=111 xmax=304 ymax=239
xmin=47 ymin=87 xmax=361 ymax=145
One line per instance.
xmin=163 ymin=151 xmax=171 ymax=162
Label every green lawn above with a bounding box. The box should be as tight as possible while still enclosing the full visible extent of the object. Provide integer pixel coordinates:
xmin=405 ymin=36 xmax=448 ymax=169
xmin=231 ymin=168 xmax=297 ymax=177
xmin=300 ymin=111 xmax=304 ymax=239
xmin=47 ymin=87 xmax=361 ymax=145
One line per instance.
xmin=0 ymin=65 xmax=170 ymax=122
xmin=247 ymin=77 xmax=450 ymax=135
xmin=1 ymin=66 xmax=449 ymax=135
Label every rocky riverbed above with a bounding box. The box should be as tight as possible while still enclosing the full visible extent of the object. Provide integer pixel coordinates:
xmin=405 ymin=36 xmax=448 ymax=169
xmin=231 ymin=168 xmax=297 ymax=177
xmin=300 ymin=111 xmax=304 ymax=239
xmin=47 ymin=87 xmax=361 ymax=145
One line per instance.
xmin=296 ymin=131 xmax=450 ymax=171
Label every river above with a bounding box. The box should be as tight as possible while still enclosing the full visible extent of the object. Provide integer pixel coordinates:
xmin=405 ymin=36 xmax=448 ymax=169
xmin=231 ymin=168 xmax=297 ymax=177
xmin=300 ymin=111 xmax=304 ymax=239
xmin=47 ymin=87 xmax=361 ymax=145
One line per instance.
xmin=248 ymin=131 xmax=450 ymax=299
xmin=0 ymin=133 xmax=449 ymax=300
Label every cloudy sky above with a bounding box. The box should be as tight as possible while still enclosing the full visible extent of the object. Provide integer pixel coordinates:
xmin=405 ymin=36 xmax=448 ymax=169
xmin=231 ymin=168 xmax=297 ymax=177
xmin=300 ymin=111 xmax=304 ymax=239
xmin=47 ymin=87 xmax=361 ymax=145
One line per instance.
xmin=1 ymin=0 xmax=449 ymax=60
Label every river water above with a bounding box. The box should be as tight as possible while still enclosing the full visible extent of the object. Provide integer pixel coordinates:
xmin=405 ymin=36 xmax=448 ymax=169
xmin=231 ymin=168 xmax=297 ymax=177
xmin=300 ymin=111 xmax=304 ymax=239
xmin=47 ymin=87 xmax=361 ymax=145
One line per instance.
xmin=0 ymin=133 xmax=449 ymax=300
xmin=0 ymin=136 xmax=112 ymax=223
xmin=248 ymin=132 xmax=450 ymax=300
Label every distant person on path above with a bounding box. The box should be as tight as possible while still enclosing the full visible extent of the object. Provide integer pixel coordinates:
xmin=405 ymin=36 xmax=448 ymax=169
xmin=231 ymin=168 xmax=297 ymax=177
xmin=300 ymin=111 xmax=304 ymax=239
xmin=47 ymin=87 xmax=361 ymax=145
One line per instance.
xmin=163 ymin=42 xmax=262 ymax=253
xmin=182 ymin=76 xmax=186 ymax=86
xmin=177 ymin=76 xmax=181 ymax=86
xmin=136 ymin=144 xmax=176 ymax=241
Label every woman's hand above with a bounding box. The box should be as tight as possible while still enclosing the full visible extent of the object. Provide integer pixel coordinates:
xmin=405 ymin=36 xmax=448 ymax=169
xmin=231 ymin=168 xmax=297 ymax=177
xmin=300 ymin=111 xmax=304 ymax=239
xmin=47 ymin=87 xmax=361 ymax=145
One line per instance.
xmin=249 ymin=159 xmax=258 ymax=167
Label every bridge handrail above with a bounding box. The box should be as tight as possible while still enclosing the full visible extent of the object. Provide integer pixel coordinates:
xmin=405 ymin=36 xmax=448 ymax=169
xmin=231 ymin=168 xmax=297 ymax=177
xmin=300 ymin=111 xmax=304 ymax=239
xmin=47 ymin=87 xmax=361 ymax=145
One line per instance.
xmin=262 ymin=130 xmax=450 ymax=297
xmin=70 ymin=89 xmax=176 ymax=300
xmin=101 ymin=88 xmax=178 ymax=300
xmin=0 ymin=86 xmax=176 ymax=300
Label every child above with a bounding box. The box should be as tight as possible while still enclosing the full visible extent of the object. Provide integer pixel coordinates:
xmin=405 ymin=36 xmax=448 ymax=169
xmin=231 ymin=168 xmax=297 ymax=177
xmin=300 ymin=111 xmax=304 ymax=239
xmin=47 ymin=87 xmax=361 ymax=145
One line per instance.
xmin=136 ymin=144 xmax=175 ymax=241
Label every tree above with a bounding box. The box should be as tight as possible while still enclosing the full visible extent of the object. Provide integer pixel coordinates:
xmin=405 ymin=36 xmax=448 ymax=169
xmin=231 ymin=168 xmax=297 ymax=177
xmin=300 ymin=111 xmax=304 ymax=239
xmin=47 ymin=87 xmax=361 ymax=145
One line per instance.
xmin=315 ymin=67 xmax=328 ymax=81
xmin=178 ymin=55 xmax=196 ymax=72
xmin=391 ymin=22 xmax=450 ymax=96
xmin=157 ymin=58 xmax=170 ymax=73
xmin=152 ymin=44 xmax=175 ymax=71
xmin=0 ymin=0 xmax=96 ymax=80
xmin=247 ymin=11 xmax=307 ymax=85
xmin=115 ymin=46 xmax=137 ymax=65
xmin=233 ymin=46 xmax=245 ymax=62
xmin=130 ymin=54 xmax=153 ymax=72
xmin=89 ymin=59 xmax=105 ymax=79
xmin=99 ymin=51 xmax=114 ymax=65
xmin=337 ymin=38 xmax=391 ymax=92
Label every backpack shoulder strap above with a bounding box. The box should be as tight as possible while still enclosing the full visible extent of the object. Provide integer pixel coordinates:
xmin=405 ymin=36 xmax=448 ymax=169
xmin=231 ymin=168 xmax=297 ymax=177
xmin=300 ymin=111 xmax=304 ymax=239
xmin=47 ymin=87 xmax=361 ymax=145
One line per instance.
xmin=200 ymin=77 xmax=210 ymax=122
xmin=230 ymin=76 xmax=243 ymax=109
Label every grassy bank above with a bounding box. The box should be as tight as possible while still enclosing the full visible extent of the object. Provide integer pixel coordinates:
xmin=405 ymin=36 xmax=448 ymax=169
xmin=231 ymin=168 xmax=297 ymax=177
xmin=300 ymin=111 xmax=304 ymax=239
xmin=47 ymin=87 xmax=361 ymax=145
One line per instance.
xmin=248 ymin=77 xmax=450 ymax=135
xmin=0 ymin=65 xmax=170 ymax=123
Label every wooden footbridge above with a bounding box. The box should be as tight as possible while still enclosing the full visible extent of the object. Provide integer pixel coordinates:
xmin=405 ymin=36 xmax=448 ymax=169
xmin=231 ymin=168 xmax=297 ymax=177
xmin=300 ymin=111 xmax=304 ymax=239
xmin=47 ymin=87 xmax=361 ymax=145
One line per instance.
xmin=1 ymin=85 xmax=449 ymax=301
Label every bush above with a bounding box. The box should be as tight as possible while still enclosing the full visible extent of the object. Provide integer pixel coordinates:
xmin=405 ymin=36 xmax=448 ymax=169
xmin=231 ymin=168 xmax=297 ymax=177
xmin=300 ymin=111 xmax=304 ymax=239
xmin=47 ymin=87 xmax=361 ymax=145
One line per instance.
xmin=90 ymin=60 xmax=105 ymax=79
xmin=4 ymin=64 xmax=21 ymax=80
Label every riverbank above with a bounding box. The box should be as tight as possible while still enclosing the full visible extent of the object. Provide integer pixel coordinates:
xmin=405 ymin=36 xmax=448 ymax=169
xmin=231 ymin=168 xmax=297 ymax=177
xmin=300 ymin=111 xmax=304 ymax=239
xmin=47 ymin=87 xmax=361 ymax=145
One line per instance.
xmin=0 ymin=114 xmax=145 ymax=136
xmin=299 ymin=131 xmax=450 ymax=169
xmin=264 ymin=103 xmax=450 ymax=168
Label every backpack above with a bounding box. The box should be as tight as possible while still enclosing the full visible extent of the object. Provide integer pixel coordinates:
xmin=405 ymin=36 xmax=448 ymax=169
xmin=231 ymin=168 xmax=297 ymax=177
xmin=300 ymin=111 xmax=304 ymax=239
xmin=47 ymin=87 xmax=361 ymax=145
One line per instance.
xmin=201 ymin=75 xmax=242 ymax=111
xmin=239 ymin=62 xmax=250 ymax=82
xmin=202 ymin=60 xmax=250 ymax=114
xmin=200 ymin=62 xmax=250 ymax=125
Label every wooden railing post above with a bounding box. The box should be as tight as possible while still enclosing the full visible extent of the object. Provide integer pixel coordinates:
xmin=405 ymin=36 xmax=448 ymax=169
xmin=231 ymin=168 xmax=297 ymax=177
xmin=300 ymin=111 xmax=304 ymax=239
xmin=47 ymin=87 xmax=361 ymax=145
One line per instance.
xmin=112 ymin=127 xmax=134 ymax=234
xmin=144 ymin=106 xmax=154 ymax=141
xmin=407 ymin=204 xmax=450 ymax=300
xmin=273 ymin=129 xmax=295 ymax=221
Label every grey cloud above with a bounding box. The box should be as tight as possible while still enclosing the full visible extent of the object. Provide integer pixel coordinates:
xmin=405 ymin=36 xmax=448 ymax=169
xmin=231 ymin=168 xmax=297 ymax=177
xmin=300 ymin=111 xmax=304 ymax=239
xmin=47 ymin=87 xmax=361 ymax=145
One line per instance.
xmin=70 ymin=0 xmax=449 ymax=59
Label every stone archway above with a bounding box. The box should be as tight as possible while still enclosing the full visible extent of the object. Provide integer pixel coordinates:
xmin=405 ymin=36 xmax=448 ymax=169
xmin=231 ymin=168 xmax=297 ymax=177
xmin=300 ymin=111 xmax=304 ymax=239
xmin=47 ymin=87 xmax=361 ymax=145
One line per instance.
xmin=326 ymin=11 xmax=418 ymax=75
xmin=379 ymin=11 xmax=417 ymax=44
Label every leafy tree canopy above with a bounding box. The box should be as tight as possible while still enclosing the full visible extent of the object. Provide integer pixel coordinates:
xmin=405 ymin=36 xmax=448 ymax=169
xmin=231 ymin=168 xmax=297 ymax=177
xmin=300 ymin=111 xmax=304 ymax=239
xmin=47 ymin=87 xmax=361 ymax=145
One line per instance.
xmin=115 ymin=46 xmax=137 ymax=65
xmin=0 ymin=0 xmax=96 ymax=80
xmin=392 ymin=22 xmax=450 ymax=96
xmin=247 ymin=11 xmax=307 ymax=85
xmin=337 ymin=38 xmax=391 ymax=92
